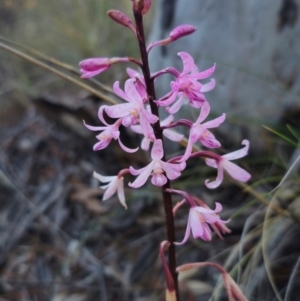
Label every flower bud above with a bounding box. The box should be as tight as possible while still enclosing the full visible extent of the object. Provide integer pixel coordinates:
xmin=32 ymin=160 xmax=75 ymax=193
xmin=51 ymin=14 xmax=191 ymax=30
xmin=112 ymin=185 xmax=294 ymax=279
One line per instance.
xmin=107 ymin=10 xmax=136 ymax=34
xmin=79 ymin=58 xmax=111 ymax=78
xmin=170 ymin=25 xmax=197 ymax=41
xmin=79 ymin=57 xmax=129 ymax=78
xmin=132 ymin=0 xmax=152 ymax=14
xmin=142 ymin=0 xmax=152 ymax=14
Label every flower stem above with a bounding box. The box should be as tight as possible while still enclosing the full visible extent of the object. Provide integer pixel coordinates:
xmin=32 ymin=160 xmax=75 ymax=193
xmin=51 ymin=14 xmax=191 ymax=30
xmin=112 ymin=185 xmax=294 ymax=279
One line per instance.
xmin=133 ymin=8 xmax=179 ymax=300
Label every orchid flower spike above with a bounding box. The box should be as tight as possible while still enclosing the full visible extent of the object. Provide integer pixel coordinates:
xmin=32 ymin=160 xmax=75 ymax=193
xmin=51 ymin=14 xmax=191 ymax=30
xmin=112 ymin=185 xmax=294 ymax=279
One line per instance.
xmin=205 ymin=140 xmax=251 ymax=189
xmin=155 ymin=52 xmax=216 ymax=114
xmin=79 ymin=57 xmax=129 ymax=78
xmin=83 ymin=111 xmax=138 ymax=153
xmin=179 ymin=101 xmax=225 ymax=162
xmin=129 ymin=139 xmax=186 ymax=188
xmin=93 ymin=171 xmax=127 ymax=209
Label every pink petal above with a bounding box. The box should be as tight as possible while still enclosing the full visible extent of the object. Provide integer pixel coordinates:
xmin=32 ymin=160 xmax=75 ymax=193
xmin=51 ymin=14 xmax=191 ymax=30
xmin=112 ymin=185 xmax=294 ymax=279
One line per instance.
xmin=156 ymin=91 xmax=177 ymax=107
xmin=151 ymin=139 xmax=164 ymax=160
xmin=178 ymin=131 xmax=195 ymax=162
xmin=202 ymin=113 xmax=226 ymax=129
xmin=161 ymin=161 xmax=185 ymax=180
xmin=93 ymin=172 xmax=116 ymax=183
xmin=129 ymin=165 xmax=143 ymax=175
xmin=200 ymin=223 xmax=212 ymax=241
xmin=105 ymin=103 xmax=135 ymax=118
xmin=199 ymin=130 xmax=221 ymax=149
xmin=190 ymin=63 xmax=216 ymax=80
xmin=175 ymin=212 xmax=192 ymax=245
xmin=140 ymin=111 xmax=155 ymax=139
xmin=205 ymin=163 xmax=224 ymax=189
xmin=200 ymin=79 xmax=216 ymax=92
xmin=125 ymin=79 xmax=143 ymax=103
xmin=113 ymin=81 xmax=130 ymax=102
xmin=127 ymin=67 xmax=140 ymax=79
xmin=190 ymin=210 xmax=205 ymax=238
xmin=161 ymin=114 xmax=174 ymax=126
xmin=118 ymin=138 xmax=139 ymax=153
xmin=205 ymin=158 xmax=218 ymax=168
xmin=103 ymin=180 xmax=118 ymax=200
xmin=141 ymin=137 xmax=151 ymax=151
xmin=130 ymin=125 xmax=143 ymax=134
xmin=128 ymin=162 xmax=154 ymax=188
xmin=190 ymin=126 xmax=202 ymax=143
xmin=151 ymin=173 xmax=167 ymax=186
xmin=93 ymin=139 xmax=111 ymax=151
xmin=81 ymin=67 xmax=108 ymax=78
xmin=178 ymin=52 xmax=195 ymax=74
xmin=142 ymin=107 xmax=159 ymax=124
xmin=97 ymin=106 xmax=110 ymax=125
xmin=222 ymin=160 xmax=251 ymax=182
xmin=195 ymin=100 xmax=211 ymax=124
xmin=167 ymin=96 xmax=185 ymax=114
xmin=117 ymin=178 xmax=127 ymax=209
xmin=163 ymin=129 xmax=184 ymax=142
xmin=222 ymin=140 xmax=250 ymax=161
xmin=83 ymin=120 xmax=107 ymax=131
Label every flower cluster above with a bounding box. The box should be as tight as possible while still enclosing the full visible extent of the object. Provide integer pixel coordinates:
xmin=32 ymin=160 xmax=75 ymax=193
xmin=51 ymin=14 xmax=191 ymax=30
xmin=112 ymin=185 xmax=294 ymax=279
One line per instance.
xmin=80 ymin=1 xmax=251 ymax=245
xmin=80 ymin=1 xmax=250 ymax=300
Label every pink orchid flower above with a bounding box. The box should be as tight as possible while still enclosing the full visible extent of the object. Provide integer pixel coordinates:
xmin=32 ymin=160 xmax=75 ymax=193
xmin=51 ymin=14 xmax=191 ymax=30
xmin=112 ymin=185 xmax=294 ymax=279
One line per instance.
xmin=205 ymin=140 xmax=251 ymax=189
xmin=79 ymin=57 xmax=129 ymax=78
xmin=180 ymin=101 xmax=225 ymax=162
xmin=103 ymin=79 xmax=158 ymax=138
xmin=155 ymin=52 xmax=216 ymax=114
xmin=177 ymin=202 xmax=227 ymax=244
xmin=129 ymin=139 xmax=186 ymax=188
xmin=93 ymin=171 xmax=127 ymax=209
xmin=131 ymin=109 xmax=184 ymax=151
xmin=193 ymin=197 xmax=231 ymax=239
xmin=83 ymin=114 xmax=138 ymax=153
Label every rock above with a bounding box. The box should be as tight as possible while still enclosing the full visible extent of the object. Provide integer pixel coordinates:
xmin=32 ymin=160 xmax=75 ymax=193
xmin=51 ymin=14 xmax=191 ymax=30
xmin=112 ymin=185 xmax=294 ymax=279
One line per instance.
xmin=148 ymin=0 xmax=300 ymax=152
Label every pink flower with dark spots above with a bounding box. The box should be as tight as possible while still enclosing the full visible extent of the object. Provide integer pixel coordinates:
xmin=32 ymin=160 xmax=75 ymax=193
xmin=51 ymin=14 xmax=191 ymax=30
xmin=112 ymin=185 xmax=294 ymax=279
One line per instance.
xmin=155 ymin=52 xmax=216 ymax=114
xmin=205 ymin=140 xmax=251 ymax=189
xmin=129 ymin=139 xmax=186 ymax=188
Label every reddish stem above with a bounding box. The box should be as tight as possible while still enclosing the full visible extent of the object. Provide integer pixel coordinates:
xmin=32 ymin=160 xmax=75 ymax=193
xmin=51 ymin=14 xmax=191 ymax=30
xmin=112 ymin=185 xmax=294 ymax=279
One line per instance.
xmin=133 ymin=7 xmax=179 ymax=300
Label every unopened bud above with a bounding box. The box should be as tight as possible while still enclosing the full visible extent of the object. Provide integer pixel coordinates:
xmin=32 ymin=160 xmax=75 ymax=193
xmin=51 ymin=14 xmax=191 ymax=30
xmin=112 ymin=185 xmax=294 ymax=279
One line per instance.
xmin=170 ymin=25 xmax=197 ymax=41
xmin=107 ymin=10 xmax=136 ymax=34
xmin=147 ymin=24 xmax=197 ymax=53
xmin=132 ymin=0 xmax=151 ymax=14
xmin=79 ymin=57 xmax=129 ymax=78
xmin=142 ymin=0 xmax=152 ymax=14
